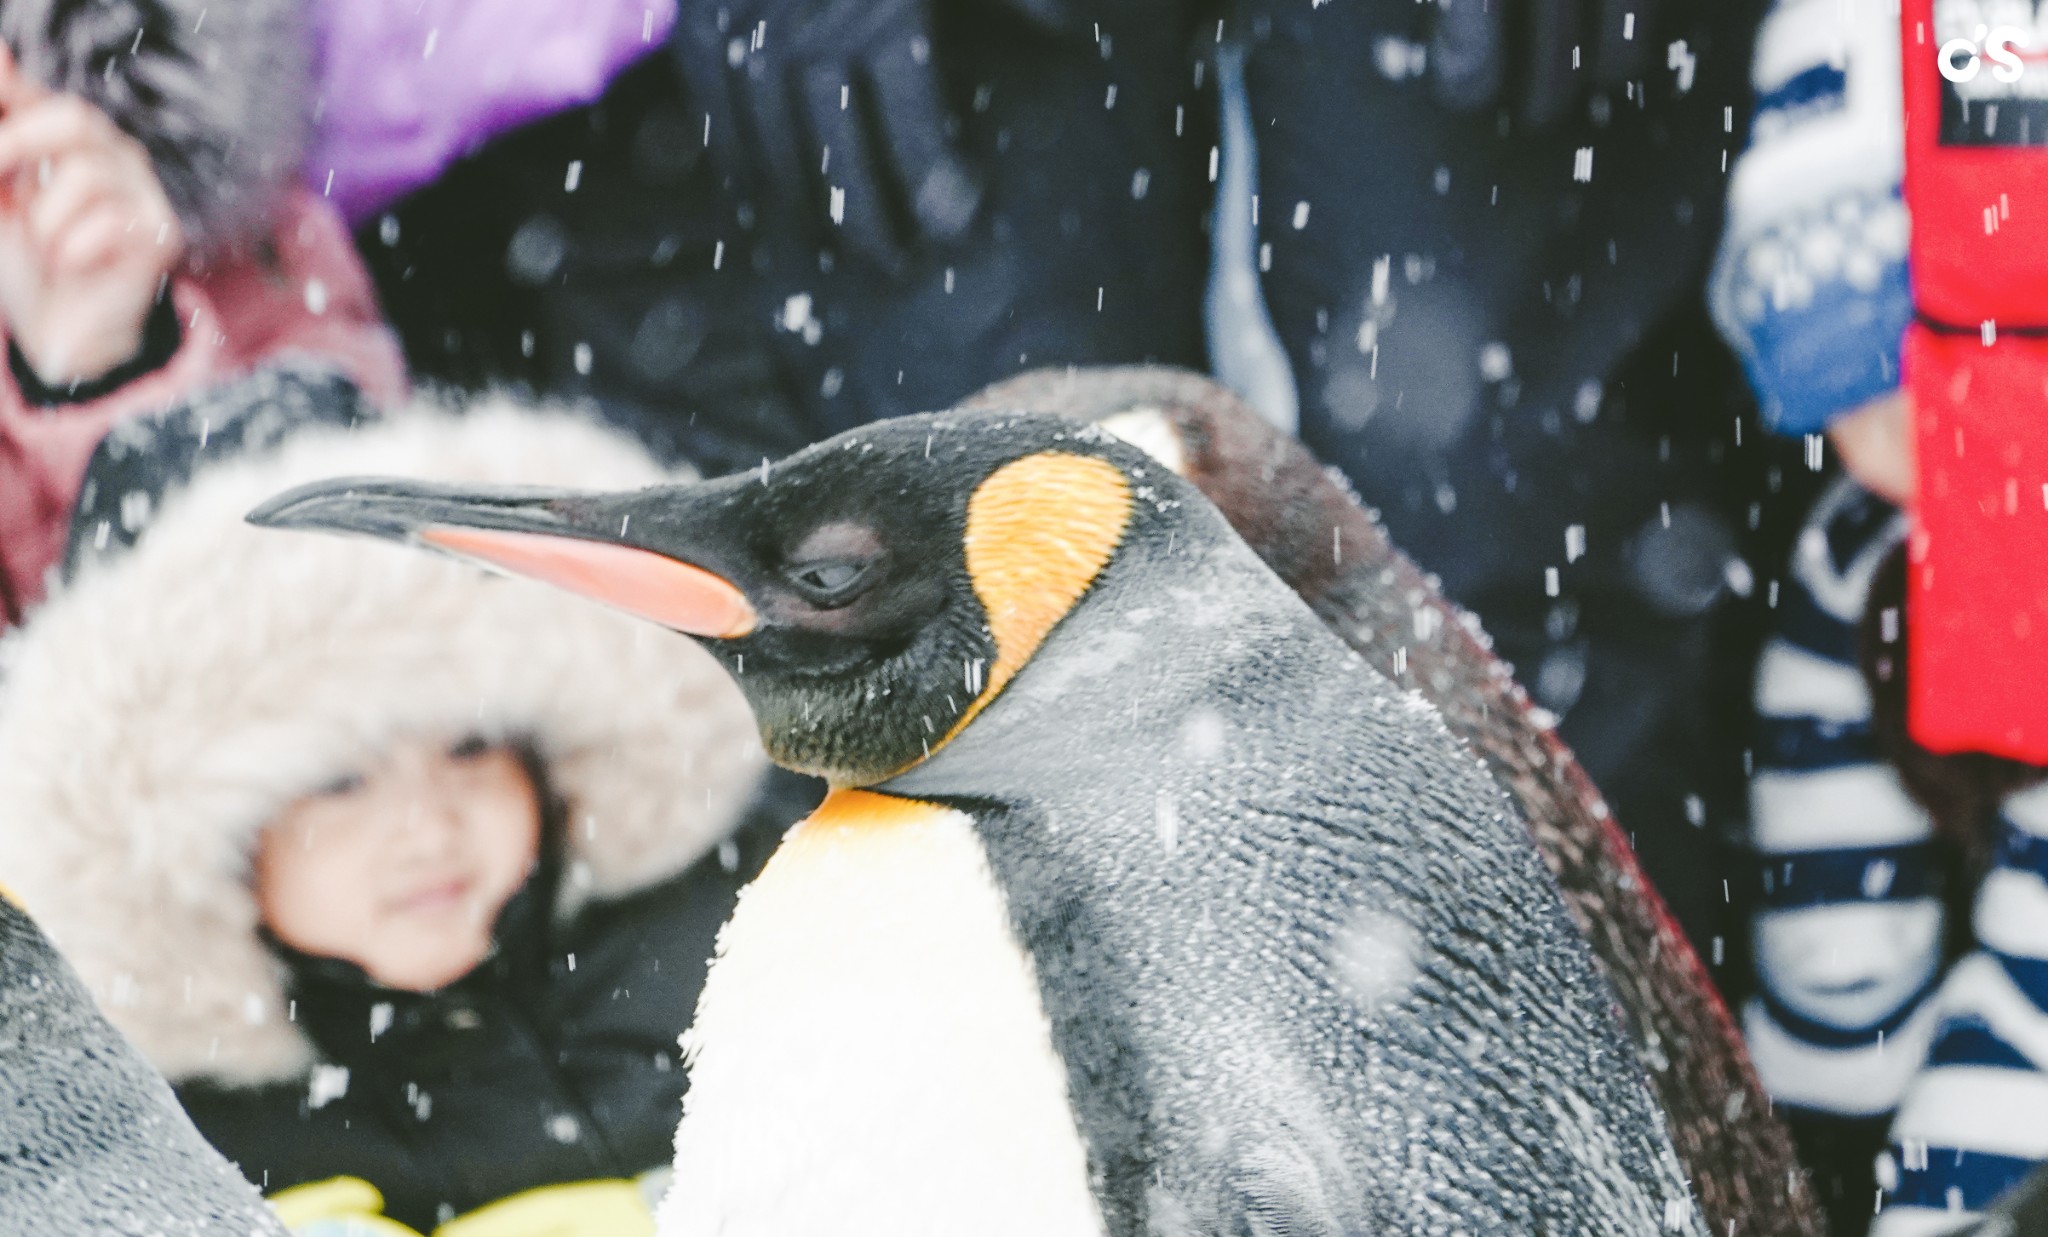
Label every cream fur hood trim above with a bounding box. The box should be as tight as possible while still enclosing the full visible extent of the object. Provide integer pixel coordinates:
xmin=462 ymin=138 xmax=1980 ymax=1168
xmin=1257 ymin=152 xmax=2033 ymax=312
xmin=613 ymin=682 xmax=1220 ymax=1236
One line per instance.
xmin=0 ymin=400 xmax=765 ymax=1086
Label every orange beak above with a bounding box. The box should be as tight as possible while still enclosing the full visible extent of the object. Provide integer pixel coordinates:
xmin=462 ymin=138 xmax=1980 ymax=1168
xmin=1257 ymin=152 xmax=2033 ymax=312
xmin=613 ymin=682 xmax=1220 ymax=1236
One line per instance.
xmin=419 ymin=526 xmax=756 ymax=638
xmin=246 ymin=476 xmax=758 ymax=639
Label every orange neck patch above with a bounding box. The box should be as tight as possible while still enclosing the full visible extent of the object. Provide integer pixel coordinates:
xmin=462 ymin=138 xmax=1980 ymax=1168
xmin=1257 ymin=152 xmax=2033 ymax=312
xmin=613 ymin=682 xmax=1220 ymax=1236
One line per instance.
xmin=779 ymin=787 xmax=954 ymax=857
xmin=935 ymin=450 xmax=1132 ymax=750
xmin=800 ymin=787 xmax=935 ymax=833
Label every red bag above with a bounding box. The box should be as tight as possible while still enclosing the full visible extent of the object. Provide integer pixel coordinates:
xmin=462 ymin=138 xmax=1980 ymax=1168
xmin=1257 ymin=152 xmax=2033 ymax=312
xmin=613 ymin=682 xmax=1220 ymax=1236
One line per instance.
xmin=1901 ymin=0 xmax=2048 ymax=760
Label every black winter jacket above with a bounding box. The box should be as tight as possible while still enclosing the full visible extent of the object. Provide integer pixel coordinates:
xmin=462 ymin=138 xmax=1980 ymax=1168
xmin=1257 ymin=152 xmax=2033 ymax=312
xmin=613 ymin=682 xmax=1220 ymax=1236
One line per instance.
xmin=180 ymin=777 xmax=809 ymax=1232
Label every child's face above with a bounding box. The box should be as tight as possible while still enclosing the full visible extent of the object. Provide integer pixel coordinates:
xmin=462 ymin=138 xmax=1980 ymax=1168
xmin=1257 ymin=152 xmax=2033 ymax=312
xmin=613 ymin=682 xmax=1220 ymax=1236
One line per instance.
xmin=254 ymin=738 xmax=542 ymax=992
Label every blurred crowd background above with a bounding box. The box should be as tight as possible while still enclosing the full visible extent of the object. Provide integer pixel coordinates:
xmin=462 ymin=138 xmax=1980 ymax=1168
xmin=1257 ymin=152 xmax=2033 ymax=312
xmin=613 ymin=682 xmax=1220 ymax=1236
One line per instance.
xmin=0 ymin=0 xmax=2035 ymax=1233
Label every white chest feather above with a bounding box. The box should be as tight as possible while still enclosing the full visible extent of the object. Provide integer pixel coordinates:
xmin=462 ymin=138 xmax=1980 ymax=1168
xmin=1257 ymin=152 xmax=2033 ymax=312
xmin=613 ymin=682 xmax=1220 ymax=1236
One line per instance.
xmin=656 ymin=791 xmax=1107 ymax=1237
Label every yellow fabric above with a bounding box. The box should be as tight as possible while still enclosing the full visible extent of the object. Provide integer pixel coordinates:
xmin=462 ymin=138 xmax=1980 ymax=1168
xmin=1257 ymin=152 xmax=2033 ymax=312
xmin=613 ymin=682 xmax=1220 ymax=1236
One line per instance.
xmin=269 ymin=1176 xmax=423 ymax=1236
xmin=432 ymin=1178 xmax=655 ymax=1237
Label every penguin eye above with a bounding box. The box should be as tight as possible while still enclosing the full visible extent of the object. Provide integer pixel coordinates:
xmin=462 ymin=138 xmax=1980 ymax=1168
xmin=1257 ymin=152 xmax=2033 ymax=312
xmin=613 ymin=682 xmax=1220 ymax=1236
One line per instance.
xmin=785 ymin=558 xmax=874 ymax=607
xmin=783 ymin=521 xmax=885 ymax=608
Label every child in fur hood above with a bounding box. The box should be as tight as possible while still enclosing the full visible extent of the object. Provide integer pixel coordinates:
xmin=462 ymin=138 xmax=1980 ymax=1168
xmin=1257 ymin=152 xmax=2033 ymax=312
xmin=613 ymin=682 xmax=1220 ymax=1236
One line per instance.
xmin=0 ymin=0 xmax=405 ymax=632
xmin=0 ymin=369 xmax=814 ymax=1235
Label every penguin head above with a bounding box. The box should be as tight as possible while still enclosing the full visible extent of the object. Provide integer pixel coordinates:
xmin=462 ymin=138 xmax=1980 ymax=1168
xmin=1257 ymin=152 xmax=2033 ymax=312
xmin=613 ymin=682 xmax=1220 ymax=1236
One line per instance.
xmin=250 ymin=413 xmax=1167 ymax=786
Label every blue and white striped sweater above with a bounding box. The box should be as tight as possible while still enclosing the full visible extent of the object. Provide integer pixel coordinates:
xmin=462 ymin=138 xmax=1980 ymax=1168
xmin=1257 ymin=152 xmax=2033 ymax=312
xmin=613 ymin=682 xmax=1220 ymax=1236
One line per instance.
xmin=1746 ymin=479 xmax=1942 ymax=1121
xmin=1876 ymin=792 xmax=2048 ymax=1234
xmin=1753 ymin=479 xmax=2048 ymax=1230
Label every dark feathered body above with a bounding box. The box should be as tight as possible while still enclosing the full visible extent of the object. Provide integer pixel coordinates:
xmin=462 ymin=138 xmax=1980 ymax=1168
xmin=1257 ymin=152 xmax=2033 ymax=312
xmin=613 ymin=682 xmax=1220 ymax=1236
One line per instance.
xmin=0 ymin=898 xmax=286 ymax=1235
xmin=863 ymin=416 xmax=1700 ymax=1233
xmin=966 ymin=367 xmax=1823 ymax=1237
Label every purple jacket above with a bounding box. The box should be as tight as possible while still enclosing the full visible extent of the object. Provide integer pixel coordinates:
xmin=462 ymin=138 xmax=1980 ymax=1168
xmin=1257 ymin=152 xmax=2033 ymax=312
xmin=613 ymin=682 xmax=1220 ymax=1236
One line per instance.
xmin=306 ymin=0 xmax=677 ymax=224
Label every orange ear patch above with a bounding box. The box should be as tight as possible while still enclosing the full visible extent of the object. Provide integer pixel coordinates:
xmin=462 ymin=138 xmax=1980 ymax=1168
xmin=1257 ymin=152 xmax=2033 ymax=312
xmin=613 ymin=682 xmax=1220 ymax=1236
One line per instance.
xmin=941 ymin=451 xmax=1132 ymax=744
xmin=420 ymin=526 xmax=757 ymax=638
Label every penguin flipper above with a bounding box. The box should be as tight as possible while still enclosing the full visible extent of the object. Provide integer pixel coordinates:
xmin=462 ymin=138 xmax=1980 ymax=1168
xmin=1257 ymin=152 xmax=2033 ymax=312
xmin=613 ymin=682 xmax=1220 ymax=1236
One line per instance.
xmin=0 ymin=900 xmax=289 ymax=1234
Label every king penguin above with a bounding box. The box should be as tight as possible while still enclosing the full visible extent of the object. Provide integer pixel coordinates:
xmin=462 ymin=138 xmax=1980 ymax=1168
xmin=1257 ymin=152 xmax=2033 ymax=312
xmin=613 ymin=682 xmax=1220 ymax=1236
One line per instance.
xmin=0 ymin=891 xmax=288 ymax=1235
xmin=251 ymin=411 xmax=1707 ymax=1236
xmin=959 ymin=365 xmax=1825 ymax=1237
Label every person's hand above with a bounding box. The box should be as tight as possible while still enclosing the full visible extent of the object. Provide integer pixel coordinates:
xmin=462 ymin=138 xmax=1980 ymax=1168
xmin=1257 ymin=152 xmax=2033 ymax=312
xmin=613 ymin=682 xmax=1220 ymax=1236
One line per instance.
xmin=0 ymin=44 xmax=182 ymax=387
xmin=1829 ymin=390 xmax=1915 ymax=506
xmin=670 ymin=0 xmax=982 ymax=269
xmin=1429 ymin=0 xmax=1664 ymax=129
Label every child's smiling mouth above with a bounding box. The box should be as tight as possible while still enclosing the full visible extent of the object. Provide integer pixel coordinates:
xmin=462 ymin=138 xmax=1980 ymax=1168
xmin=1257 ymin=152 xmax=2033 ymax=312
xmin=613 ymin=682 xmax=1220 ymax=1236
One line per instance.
xmin=390 ymin=877 xmax=472 ymax=916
